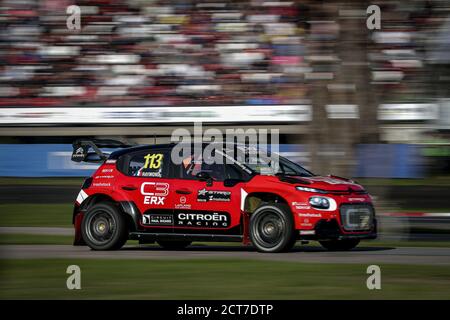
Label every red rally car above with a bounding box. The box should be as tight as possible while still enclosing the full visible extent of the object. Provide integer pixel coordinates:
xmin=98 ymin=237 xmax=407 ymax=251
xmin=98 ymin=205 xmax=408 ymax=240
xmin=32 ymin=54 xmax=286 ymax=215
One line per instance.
xmin=72 ymin=139 xmax=377 ymax=253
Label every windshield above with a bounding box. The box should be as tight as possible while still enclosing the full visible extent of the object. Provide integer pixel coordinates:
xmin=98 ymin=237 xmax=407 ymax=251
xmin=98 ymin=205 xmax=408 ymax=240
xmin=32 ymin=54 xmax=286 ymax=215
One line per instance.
xmin=222 ymin=145 xmax=314 ymax=177
xmin=245 ymin=153 xmax=314 ymax=177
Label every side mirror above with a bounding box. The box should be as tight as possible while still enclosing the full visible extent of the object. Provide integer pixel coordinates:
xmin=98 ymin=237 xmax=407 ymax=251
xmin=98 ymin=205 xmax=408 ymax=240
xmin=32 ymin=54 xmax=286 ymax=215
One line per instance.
xmin=196 ymin=171 xmax=213 ymax=186
xmin=223 ymin=178 xmax=243 ymax=187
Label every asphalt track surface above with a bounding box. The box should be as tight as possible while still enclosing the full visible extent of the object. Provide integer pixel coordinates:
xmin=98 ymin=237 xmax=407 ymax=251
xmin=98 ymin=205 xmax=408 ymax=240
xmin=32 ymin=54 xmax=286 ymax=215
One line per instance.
xmin=1 ymin=243 xmax=449 ymax=265
xmin=0 ymin=185 xmax=78 ymax=203
xmin=1 ymin=182 xmax=449 ymax=265
xmin=0 ymin=227 xmax=73 ymax=235
xmin=0 ymin=227 xmax=449 ymax=265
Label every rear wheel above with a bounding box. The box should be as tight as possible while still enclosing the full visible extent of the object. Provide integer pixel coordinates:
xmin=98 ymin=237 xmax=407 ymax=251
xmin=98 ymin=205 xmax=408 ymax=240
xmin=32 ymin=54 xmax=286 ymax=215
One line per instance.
xmin=250 ymin=203 xmax=296 ymax=253
xmin=319 ymin=239 xmax=360 ymax=251
xmin=157 ymin=240 xmax=192 ymax=250
xmin=81 ymin=202 xmax=128 ymax=250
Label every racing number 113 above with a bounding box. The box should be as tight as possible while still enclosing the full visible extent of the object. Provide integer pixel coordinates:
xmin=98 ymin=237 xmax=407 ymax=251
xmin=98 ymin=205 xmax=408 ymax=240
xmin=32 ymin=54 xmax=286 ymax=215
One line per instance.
xmin=143 ymin=154 xmax=163 ymax=169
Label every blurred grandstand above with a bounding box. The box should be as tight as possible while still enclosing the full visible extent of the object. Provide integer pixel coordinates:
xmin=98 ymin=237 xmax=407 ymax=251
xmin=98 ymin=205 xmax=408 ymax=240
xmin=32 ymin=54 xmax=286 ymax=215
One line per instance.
xmin=0 ymin=0 xmax=312 ymax=107
xmin=0 ymin=0 xmax=449 ymax=176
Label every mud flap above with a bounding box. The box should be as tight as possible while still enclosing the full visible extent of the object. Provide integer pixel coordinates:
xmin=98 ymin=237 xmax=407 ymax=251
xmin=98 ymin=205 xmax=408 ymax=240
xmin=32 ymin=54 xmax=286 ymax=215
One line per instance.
xmin=73 ymin=213 xmax=86 ymax=246
xmin=242 ymin=211 xmax=251 ymax=245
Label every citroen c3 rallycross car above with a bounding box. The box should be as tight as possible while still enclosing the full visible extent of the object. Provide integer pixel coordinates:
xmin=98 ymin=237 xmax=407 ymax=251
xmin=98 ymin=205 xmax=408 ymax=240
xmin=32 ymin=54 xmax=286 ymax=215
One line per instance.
xmin=71 ymin=139 xmax=377 ymax=253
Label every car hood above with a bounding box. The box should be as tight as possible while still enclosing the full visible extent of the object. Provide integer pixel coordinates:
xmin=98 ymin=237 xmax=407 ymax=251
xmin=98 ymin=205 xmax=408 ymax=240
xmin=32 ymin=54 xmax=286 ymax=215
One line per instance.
xmin=278 ymin=175 xmax=365 ymax=192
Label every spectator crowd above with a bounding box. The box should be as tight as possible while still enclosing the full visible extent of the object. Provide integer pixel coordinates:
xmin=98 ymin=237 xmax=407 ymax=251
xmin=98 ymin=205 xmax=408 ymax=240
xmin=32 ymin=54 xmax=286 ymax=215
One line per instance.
xmin=0 ymin=0 xmax=311 ymax=107
xmin=0 ymin=0 xmax=449 ymax=108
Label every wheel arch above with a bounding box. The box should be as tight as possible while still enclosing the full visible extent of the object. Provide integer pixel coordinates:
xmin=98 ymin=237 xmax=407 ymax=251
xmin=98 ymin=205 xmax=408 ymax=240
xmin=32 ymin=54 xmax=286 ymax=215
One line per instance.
xmin=247 ymin=197 xmax=296 ymax=253
xmin=73 ymin=193 xmax=139 ymax=232
xmin=74 ymin=193 xmax=114 ymax=222
xmin=243 ymin=192 xmax=290 ymax=214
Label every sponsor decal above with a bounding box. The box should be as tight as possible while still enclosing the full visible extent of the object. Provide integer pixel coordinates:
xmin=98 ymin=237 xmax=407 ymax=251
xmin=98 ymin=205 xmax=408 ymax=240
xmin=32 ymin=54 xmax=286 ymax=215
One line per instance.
xmin=141 ymin=210 xmax=231 ymax=228
xmin=141 ymin=182 xmax=169 ymax=205
xmin=299 ymin=230 xmax=315 ymax=235
xmin=101 ymin=168 xmax=113 ymax=173
xmin=140 ymin=170 xmax=162 ymax=177
xmin=142 ymin=213 xmax=173 ymax=226
xmin=197 ymin=188 xmax=231 ymax=202
xmin=92 ymin=182 xmax=111 ymax=187
xmin=144 ymin=196 xmax=165 ymax=205
xmin=175 ymin=196 xmax=191 ymax=209
xmin=292 ymin=202 xmax=311 ymax=210
xmin=71 ymin=146 xmax=87 ymax=162
xmin=348 ymin=197 xmax=366 ymax=202
xmin=300 ymin=222 xmax=313 ymax=227
xmin=74 ymin=147 xmax=84 ymax=156
xmin=298 ymin=213 xmax=322 ymax=218
xmin=95 ymin=175 xmax=114 ymax=179
xmin=175 ymin=210 xmax=230 ymax=228
xmin=310 ymin=177 xmax=354 ymax=185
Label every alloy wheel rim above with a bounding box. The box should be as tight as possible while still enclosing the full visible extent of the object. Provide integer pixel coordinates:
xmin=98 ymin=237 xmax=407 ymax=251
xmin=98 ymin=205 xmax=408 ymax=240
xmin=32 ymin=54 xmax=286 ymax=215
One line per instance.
xmin=86 ymin=210 xmax=116 ymax=245
xmin=253 ymin=211 xmax=285 ymax=248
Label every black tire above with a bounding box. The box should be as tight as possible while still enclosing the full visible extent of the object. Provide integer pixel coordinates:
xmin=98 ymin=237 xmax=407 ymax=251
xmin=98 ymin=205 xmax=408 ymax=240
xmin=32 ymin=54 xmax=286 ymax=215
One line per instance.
xmin=81 ymin=202 xmax=128 ymax=250
xmin=157 ymin=240 xmax=192 ymax=250
xmin=250 ymin=203 xmax=296 ymax=253
xmin=319 ymin=239 xmax=360 ymax=251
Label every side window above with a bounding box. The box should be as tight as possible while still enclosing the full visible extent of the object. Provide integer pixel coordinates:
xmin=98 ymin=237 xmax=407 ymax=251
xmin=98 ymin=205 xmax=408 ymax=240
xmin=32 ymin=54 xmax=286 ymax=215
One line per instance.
xmin=127 ymin=150 xmax=169 ymax=178
xmin=225 ymin=164 xmax=247 ymax=180
xmin=279 ymin=161 xmax=298 ymax=175
xmin=178 ymin=154 xmax=227 ymax=181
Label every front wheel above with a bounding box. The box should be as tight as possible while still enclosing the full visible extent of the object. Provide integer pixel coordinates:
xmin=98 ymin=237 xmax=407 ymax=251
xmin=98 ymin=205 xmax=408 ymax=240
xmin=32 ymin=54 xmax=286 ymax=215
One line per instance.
xmin=250 ymin=203 xmax=296 ymax=253
xmin=157 ymin=240 xmax=192 ymax=250
xmin=319 ymin=239 xmax=360 ymax=251
xmin=81 ymin=202 xmax=128 ymax=250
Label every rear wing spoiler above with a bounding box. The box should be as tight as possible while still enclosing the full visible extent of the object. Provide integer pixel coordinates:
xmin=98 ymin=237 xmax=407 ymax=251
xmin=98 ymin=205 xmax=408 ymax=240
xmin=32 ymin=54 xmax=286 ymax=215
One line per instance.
xmin=71 ymin=139 xmax=133 ymax=163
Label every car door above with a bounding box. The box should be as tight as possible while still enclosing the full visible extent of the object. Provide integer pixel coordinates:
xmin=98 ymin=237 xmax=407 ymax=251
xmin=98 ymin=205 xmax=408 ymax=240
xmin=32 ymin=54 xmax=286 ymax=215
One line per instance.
xmin=169 ymin=151 xmax=247 ymax=234
xmin=116 ymin=148 xmax=175 ymax=230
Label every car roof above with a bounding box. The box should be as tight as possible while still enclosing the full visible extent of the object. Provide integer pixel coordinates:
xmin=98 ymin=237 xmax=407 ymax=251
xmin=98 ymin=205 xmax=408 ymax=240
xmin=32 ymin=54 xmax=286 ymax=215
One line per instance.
xmin=108 ymin=143 xmax=176 ymax=159
xmin=108 ymin=142 xmax=262 ymax=160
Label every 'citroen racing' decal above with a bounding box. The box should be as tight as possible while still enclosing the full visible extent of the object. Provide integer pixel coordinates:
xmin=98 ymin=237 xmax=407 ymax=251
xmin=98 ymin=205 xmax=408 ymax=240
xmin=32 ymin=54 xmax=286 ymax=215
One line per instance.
xmin=175 ymin=210 xmax=230 ymax=228
xmin=142 ymin=210 xmax=231 ymax=228
xmin=197 ymin=188 xmax=231 ymax=202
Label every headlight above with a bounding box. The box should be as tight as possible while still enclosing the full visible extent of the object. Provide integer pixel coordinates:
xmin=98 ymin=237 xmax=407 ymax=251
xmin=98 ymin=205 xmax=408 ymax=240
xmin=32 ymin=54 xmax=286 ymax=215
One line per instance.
xmin=296 ymin=186 xmax=327 ymax=194
xmin=309 ymin=196 xmax=330 ymax=209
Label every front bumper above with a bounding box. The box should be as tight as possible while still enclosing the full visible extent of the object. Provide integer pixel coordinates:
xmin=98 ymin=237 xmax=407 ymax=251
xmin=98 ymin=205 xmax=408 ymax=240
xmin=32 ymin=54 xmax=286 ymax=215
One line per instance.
xmin=298 ymin=218 xmax=377 ymax=241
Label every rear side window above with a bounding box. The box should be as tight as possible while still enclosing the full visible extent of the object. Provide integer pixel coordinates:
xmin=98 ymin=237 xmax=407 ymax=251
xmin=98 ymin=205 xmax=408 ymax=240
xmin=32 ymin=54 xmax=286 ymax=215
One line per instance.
xmin=122 ymin=150 xmax=170 ymax=178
